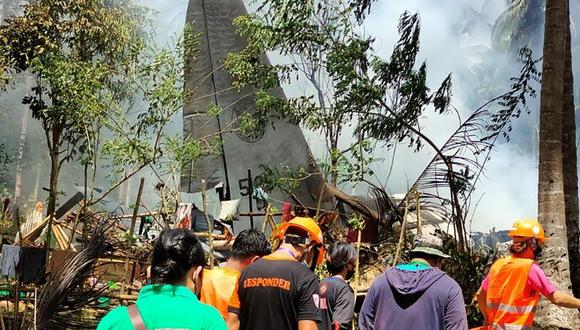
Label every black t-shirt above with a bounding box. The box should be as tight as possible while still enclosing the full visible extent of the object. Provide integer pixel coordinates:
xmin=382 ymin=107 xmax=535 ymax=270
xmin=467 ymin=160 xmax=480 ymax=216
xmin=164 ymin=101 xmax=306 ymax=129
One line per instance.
xmin=318 ymin=277 xmax=355 ymax=330
xmin=228 ymin=255 xmax=321 ymax=330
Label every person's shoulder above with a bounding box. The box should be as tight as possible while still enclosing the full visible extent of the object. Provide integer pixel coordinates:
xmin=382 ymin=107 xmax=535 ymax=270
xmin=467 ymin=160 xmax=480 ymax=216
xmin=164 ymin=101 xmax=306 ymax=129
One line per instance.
xmin=368 ymin=271 xmax=389 ymax=290
xmin=527 ymin=263 xmax=549 ymax=282
xmin=440 ymin=271 xmax=463 ymax=292
xmin=196 ymin=302 xmax=227 ymax=329
xmin=96 ymin=306 xmax=130 ymax=330
xmin=322 ymin=277 xmax=352 ymax=292
xmin=197 ymin=302 xmax=223 ymax=318
xmin=530 ymin=262 xmax=544 ymax=272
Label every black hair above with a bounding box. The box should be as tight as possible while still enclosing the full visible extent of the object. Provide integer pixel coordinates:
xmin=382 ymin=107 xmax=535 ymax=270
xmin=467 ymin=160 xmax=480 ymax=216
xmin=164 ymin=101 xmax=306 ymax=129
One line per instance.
xmin=231 ymin=229 xmax=272 ymax=259
xmin=409 ymin=251 xmax=442 ymax=261
xmin=150 ymin=229 xmax=206 ymax=285
xmin=326 ymin=242 xmax=356 ymax=275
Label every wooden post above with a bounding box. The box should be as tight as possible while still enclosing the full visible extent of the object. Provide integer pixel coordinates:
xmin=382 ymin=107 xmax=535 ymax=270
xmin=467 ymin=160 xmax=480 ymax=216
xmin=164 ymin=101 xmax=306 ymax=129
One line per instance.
xmin=314 ymin=181 xmax=325 ymax=221
xmin=66 ymin=203 xmax=82 ymax=250
xmin=415 ymin=188 xmax=422 ymax=236
xmin=392 ymin=194 xmax=411 ymax=267
xmin=122 ymin=177 xmax=145 ymax=294
xmin=34 ymin=286 xmax=37 ymax=330
xmin=353 ymin=226 xmax=362 ymax=287
xmin=351 ymin=215 xmax=364 ymax=330
xmin=13 ymin=281 xmax=18 ymax=327
xmin=247 ymin=169 xmax=254 ymax=229
xmin=201 ymin=179 xmax=214 ymax=268
xmin=261 ymin=204 xmax=271 ymax=233
xmin=0 ymin=305 xmax=5 ymax=330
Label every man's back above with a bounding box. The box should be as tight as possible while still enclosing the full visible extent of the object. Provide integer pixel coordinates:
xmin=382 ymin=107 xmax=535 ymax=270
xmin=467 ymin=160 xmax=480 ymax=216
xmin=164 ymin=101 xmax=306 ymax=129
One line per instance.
xmin=228 ymin=255 xmax=321 ymax=330
xmin=358 ymin=267 xmax=467 ymax=330
xmin=318 ymin=277 xmax=354 ymax=330
xmin=201 ymin=267 xmax=239 ymax=319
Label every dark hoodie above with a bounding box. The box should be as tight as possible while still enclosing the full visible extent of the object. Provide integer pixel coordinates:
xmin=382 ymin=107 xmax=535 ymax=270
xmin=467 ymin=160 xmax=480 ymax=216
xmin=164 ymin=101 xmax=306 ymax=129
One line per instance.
xmin=358 ymin=267 xmax=467 ymax=330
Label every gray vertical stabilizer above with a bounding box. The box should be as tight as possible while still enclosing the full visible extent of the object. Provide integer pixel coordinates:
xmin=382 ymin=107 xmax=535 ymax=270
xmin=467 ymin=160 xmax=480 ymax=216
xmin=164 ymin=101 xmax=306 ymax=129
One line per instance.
xmin=182 ymin=0 xmax=321 ymax=211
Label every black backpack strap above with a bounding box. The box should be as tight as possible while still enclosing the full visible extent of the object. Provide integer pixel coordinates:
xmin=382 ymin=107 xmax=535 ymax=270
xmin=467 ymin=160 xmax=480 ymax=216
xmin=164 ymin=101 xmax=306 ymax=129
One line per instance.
xmin=127 ymin=304 xmax=146 ymax=330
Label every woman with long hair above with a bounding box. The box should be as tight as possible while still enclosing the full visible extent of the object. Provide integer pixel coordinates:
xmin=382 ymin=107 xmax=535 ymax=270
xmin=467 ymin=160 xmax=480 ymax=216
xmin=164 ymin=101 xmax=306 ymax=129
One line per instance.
xmin=98 ymin=229 xmax=226 ymax=330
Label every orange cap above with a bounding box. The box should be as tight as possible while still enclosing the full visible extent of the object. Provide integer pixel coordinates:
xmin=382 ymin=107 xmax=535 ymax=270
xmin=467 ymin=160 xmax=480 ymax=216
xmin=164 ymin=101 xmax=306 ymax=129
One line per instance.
xmin=508 ymin=219 xmax=546 ymax=242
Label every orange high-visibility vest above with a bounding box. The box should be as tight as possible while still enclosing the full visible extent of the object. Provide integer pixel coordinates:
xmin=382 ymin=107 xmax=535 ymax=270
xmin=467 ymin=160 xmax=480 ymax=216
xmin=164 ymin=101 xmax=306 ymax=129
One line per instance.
xmin=485 ymin=256 xmax=540 ymax=329
xmin=200 ymin=267 xmax=239 ymax=319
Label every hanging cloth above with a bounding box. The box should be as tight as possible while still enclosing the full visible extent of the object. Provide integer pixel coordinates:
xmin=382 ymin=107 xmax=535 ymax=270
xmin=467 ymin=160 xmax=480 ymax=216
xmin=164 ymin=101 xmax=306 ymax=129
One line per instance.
xmin=175 ymin=203 xmax=193 ymax=230
xmin=0 ymin=245 xmax=21 ymax=278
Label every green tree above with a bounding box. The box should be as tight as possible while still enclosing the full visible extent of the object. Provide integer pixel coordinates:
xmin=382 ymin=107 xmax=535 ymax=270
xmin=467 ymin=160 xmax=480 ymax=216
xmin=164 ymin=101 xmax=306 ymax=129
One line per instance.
xmin=0 ymin=0 xmax=149 ymax=217
xmin=0 ymin=1 xmax=224 ymax=221
xmin=226 ymin=1 xmax=451 ymax=221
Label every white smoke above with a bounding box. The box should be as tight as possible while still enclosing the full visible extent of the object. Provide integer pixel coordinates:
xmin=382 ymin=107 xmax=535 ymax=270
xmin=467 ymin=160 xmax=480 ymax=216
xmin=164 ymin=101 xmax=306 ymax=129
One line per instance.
xmin=1 ymin=0 xmax=577 ymax=233
xmin=253 ymin=0 xmax=562 ymax=231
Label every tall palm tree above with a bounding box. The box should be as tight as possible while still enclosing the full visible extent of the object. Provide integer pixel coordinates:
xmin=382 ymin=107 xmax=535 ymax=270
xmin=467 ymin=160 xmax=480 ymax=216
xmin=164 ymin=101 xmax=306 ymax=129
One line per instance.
xmin=537 ymin=0 xmax=580 ymax=327
xmin=561 ymin=2 xmax=580 ymax=298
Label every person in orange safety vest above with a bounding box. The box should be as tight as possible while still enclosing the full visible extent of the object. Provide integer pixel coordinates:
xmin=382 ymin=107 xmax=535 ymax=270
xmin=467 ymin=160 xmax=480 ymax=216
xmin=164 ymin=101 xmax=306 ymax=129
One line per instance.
xmin=200 ymin=229 xmax=271 ymax=319
xmin=474 ymin=219 xmax=580 ymax=329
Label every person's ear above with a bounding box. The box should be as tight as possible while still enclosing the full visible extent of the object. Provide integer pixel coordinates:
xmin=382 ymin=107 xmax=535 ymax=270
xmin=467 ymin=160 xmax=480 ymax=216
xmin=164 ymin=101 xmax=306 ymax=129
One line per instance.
xmin=192 ymin=265 xmax=203 ymax=296
xmin=193 ymin=265 xmax=203 ymax=279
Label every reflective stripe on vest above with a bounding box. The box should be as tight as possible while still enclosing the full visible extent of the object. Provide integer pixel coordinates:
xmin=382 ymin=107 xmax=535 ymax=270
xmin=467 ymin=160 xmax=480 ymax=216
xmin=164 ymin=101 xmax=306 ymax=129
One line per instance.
xmin=490 ymin=323 xmax=533 ymax=330
xmin=485 ymin=257 xmax=539 ymax=327
xmin=486 ymin=302 xmax=536 ymax=314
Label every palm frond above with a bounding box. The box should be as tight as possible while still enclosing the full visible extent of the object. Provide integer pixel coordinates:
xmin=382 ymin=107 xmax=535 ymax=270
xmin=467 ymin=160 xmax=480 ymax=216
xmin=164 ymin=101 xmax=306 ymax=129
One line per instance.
xmin=36 ymin=216 xmax=117 ymax=330
xmin=396 ymin=48 xmax=540 ymax=243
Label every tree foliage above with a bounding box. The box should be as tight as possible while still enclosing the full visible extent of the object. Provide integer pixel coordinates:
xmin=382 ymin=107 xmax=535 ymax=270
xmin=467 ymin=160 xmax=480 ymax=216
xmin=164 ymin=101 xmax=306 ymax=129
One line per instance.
xmin=227 ymin=1 xmax=452 ymax=188
xmin=0 ymin=1 xmax=217 ymax=218
xmin=0 ymin=0 xmax=150 ymax=215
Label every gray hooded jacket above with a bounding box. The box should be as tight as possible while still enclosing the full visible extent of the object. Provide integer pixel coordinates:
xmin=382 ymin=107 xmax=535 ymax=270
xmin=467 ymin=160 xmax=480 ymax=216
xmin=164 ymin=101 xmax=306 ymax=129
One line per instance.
xmin=358 ymin=266 xmax=468 ymax=330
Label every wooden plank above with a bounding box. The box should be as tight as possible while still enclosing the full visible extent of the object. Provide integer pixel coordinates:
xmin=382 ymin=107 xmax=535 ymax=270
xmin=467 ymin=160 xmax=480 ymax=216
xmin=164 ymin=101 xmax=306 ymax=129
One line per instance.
xmin=21 ymin=217 xmax=50 ymax=242
xmin=54 ymin=192 xmax=84 ymax=219
xmin=55 ymin=225 xmax=76 ymax=252
xmin=51 ymin=224 xmax=66 ymax=250
xmin=112 ymin=212 xmax=159 ymax=220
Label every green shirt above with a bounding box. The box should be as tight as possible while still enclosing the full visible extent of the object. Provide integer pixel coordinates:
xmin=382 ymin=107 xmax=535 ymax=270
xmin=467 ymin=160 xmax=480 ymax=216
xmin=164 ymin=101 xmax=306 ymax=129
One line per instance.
xmin=97 ymin=284 xmax=226 ymax=330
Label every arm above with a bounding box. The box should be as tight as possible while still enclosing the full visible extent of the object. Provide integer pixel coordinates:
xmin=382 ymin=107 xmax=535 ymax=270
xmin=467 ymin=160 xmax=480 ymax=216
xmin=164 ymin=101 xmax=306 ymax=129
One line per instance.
xmin=296 ymin=275 xmax=321 ymax=325
xmin=96 ymin=307 xmax=132 ymax=330
xmin=444 ymin=282 xmax=468 ymax=330
xmin=226 ymin=313 xmax=240 ymax=330
xmin=298 ymin=320 xmax=318 ymax=330
xmin=357 ymin=281 xmax=377 ymax=330
xmin=332 ymin=286 xmax=355 ymax=330
xmin=226 ymin=276 xmax=241 ymax=330
xmin=527 ymin=264 xmax=580 ymax=308
xmin=546 ymin=291 xmax=580 ymax=309
xmin=475 ymin=287 xmax=488 ymax=325
xmin=205 ymin=307 xmax=228 ymax=330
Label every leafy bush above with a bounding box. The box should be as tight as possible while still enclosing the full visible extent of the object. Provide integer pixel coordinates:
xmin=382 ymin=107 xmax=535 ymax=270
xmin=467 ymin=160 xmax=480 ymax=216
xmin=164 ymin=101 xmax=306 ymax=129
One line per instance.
xmin=437 ymin=229 xmax=495 ymax=327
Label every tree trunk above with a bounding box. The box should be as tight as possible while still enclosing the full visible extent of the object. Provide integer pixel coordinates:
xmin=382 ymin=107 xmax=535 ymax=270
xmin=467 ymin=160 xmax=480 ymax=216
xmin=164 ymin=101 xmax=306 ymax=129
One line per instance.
xmin=14 ymin=99 xmax=28 ymax=203
xmin=537 ymin=0 xmax=580 ymax=327
xmin=46 ymin=122 xmax=63 ymax=219
xmin=562 ymin=2 xmax=580 ymax=298
xmin=46 ymin=152 xmax=59 ymax=218
xmin=14 ymin=75 xmax=32 ymax=203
